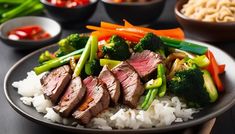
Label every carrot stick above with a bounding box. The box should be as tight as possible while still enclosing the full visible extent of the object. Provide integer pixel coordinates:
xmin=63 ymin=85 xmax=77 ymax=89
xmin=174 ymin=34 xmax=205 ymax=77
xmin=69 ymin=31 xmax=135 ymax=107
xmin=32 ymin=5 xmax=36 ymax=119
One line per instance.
xmin=116 ymin=27 xmax=147 ymax=36
xmin=100 ymin=21 xmax=184 ymax=39
xmin=87 ymin=25 xmax=141 ymax=42
xmin=100 ymin=21 xmax=123 ymax=29
xmin=123 ymin=19 xmax=134 ymax=27
xmin=206 ymin=50 xmax=224 ymax=92
xmin=92 ymin=31 xmax=112 ymax=41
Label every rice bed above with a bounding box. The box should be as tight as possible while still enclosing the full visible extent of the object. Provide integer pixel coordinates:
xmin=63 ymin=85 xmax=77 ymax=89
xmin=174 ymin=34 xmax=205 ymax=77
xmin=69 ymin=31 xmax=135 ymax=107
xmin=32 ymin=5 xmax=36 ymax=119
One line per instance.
xmin=12 ymin=71 xmax=198 ymax=130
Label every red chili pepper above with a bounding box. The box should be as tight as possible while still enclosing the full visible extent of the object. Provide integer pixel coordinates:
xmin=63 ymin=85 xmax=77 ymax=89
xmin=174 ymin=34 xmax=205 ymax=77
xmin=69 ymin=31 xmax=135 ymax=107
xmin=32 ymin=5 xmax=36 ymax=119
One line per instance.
xmin=218 ymin=64 xmax=225 ymax=74
xmin=206 ymin=50 xmax=224 ymax=92
xmin=8 ymin=25 xmax=51 ymax=41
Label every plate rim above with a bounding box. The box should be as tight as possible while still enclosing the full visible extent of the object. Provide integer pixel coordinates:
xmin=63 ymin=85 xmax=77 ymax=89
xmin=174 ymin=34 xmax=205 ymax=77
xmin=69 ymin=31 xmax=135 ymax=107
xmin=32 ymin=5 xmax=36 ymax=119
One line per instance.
xmin=4 ymin=40 xmax=235 ymax=133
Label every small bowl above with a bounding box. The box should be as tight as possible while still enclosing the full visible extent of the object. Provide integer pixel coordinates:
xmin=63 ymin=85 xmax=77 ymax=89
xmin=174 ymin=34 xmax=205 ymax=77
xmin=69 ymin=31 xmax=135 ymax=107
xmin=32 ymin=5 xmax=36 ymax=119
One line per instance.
xmin=175 ymin=0 xmax=235 ymax=42
xmin=101 ymin=0 xmax=166 ymax=25
xmin=0 ymin=16 xmax=61 ymax=50
xmin=40 ymin=0 xmax=98 ymax=23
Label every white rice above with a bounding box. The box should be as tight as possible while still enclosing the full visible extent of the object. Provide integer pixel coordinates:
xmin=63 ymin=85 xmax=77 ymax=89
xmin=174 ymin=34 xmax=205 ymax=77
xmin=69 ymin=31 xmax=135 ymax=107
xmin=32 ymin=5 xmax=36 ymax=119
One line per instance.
xmin=12 ymin=71 xmax=45 ymax=97
xmin=88 ymin=96 xmax=198 ymax=129
xmin=12 ymin=71 xmax=198 ymax=129
xmin=32 ymin=95 xmax=52 ymax=113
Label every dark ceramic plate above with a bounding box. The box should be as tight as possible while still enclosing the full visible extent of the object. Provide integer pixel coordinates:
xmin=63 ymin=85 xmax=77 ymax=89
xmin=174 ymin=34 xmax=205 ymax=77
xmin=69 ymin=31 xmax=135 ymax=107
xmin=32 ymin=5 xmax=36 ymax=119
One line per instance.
xmin=4 ymin=40 xmax=235 ymax=133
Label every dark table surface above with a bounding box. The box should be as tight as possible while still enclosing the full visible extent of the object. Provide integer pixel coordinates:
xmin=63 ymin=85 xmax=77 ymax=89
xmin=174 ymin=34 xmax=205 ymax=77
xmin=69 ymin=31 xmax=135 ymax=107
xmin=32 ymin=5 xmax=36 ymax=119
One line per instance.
xmin=0 ymin=0 xmax=235 ymax=134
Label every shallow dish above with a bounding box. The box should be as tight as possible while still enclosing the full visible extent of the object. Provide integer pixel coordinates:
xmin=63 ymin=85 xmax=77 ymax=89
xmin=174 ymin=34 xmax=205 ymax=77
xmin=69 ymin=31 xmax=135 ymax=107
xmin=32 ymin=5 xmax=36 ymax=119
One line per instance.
xmin=101 ymin=0 xmax=166 ymax=25
xmin=0 ymin=16 xmax=61 ymax=50
xmin=40 ymin=0 xmax=98 ymax=23
xmin=4 ymin=40 xmax=235 ymax=133
xmin=175 ymin=0 xmax=235 ymax=42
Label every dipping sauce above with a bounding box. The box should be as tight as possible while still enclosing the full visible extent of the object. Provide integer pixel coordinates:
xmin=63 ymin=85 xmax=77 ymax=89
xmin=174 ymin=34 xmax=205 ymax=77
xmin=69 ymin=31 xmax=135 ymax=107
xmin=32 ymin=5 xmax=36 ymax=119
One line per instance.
xmin=46 ymin=0 xmax=90 ymax=8
xmin=8 ymin=25 xmax=51 ymax=41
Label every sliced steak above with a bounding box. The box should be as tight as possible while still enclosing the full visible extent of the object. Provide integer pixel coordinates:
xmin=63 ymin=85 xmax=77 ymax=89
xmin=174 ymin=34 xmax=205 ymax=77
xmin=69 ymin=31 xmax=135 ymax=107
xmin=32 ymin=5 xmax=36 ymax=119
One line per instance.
xmin=53 ymin=77 xmax=86 ymax=117
xmin=41 ymin=65 xmax=72 ymax=103
xmin=72 ymin=76 xmax=110 ymax=124
xmin=112 ymin=62 xmax=144 ymax=108
xmin=99 ymin=65 xmax=120 ymax=105
xmin=127 ymin=50 xmax=163 ymax=81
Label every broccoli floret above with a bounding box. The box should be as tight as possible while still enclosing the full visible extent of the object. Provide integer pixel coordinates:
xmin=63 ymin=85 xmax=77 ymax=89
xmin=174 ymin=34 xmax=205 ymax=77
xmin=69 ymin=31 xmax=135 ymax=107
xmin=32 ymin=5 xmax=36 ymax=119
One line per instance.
xmin=89 ymin=59 xmax=103 ymax=76
xmin=38 ymin=50 xmax=55 ymax=64
xmin=56 ymin=34 xmax=89 ymax=56
xmin=168 ymin=68 xmax=211 ymax=107
xmin=134 ymin=33 xmax=162 ymax=53
xmin=102 ymin=35 xmax=131 ymax=61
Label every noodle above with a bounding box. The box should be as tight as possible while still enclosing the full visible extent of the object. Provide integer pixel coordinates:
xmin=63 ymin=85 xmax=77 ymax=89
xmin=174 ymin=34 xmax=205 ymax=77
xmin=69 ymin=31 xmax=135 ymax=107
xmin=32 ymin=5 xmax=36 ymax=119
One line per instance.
xmin=181 ymin=0 xmax=235 ymax=22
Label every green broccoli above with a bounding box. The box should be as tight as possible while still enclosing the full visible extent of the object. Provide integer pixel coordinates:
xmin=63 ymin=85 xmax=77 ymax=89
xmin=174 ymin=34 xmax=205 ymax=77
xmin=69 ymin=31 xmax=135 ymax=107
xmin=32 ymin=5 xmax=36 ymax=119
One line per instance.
xmin=86 ymin=59 xmax=102 ymax=76
xmin=134 ymin=33 xmax=162 ymax=53
xmin=102 ymin=35 xmax=131 ymax=61
xmin=38 ymin=50 xmax=55 ymax=64
xmin=168 ymin=68 xmax=211 ymax=107
xmin=168 ymin=65 xmax=219 ymax=108
xmin=55 ymin=34 xmax=89 ymax=57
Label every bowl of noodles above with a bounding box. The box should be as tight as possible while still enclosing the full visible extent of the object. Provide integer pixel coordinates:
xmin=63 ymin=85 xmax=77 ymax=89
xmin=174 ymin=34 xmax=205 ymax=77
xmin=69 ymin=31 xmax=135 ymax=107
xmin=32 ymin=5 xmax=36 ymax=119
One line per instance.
xmin=175 ymin=0 xmax=235 ymax=42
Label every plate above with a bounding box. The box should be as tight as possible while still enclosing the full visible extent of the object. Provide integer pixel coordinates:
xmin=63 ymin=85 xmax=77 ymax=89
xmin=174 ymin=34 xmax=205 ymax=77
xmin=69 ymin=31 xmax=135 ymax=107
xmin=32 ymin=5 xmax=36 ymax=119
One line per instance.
xmin=4 ymin=40 xmax=235 ymax=133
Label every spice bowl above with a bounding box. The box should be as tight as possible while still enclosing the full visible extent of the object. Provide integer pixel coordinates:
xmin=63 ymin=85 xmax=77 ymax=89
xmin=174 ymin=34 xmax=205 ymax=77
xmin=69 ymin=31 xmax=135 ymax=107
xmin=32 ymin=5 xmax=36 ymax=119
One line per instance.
xmin=0 ymin=16 xmax=61 ymax=50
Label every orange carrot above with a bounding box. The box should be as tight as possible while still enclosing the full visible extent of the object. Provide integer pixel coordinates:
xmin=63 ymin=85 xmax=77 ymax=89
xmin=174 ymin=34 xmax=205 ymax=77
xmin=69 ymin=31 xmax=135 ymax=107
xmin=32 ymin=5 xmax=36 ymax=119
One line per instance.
xmin=92 ymin=31 xmax=113 ymax=41
xmin=206 ymin=50 xmax=224 ymax=92
xmin=123 ymin=19 xmax=134 ymax=27
xmin=87 ymin=25 xmax=141 ymax=42
xmin=100 ymin=21 xmax=123 ymax=29
xmin=100 ymin=21 xmax=184 ymax=39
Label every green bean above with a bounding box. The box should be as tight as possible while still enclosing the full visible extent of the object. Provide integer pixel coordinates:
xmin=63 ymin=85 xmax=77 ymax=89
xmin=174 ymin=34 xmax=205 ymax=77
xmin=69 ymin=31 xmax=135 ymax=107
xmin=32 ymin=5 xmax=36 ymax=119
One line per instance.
xmin=143 ymin=89 xmax=158 ymax=110
xmin=158 ymin=64 xmax=167 ymax=97
xmin=141 ymin=89 xmax=153 ymax=109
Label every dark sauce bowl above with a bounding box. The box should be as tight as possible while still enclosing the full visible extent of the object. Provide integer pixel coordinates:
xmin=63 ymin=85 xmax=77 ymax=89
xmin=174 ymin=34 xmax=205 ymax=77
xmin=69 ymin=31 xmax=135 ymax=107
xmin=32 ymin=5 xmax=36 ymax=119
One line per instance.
xmin=40 ymin=0 xmax=98 ymax=23
xmin=0 ymin=16 xmax=61 ymax=50
xmin=175 ymin=0 xmax=235 ymax=42
xmin=101 ymin=0 xmax=166 ymax=25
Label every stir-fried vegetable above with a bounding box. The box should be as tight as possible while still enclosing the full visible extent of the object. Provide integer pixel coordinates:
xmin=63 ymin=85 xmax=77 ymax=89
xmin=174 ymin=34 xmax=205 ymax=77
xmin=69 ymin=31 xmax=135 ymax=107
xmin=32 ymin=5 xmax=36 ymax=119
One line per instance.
xmin=168 ymin=68 xmax=211 ymax=107
xmin=102 ymin=35 xmax=131 ymax=60
xmin=202 ymin=70 xmax=218 ymax=102
xmin=134 ymin=33 xmax=162 ymax=52
xmin=100 ymin=59 xmax=121 ymax=69
xmin=56 ymin=34 xmax=89 ymax=57
xmin=158 ymin=64 xmax=167 ymax=97
xmin=145 ymin=78 xmax=162 ymax=90
xmin=141 ymin=63 xmax=166 ymax=110
xmin=168 ymin=58 xmax=219 ymax=107
xmin=38 ymin=50 xmax=56 ymax=64
xmin=34 ymin=48 xmax=83 ymax=75
xmin=97 ymin=21 xmax=185 ymax=40
xmin=160 ymin=36 xmax=208 ymax=55
xmin=206 ymin=50 xmax=224 ymax=92
xmin=189 ymin=55 xmax=210 ymax=68
xmin=85 ymin=36 xmax=102 ymax=76
xmin=73 ymin=36 xmax=93 ymax=77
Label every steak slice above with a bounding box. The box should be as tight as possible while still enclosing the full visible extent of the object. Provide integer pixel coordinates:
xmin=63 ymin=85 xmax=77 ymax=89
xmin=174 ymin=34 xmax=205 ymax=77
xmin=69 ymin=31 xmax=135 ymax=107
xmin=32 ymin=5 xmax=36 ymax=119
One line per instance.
xmin=41 ymin=65 xmax=72 ymax=103
xmin=53 ymin=77 xmax=86 ymax=117
xmin=112 ymin=62 xmax=144 ymax=108
xmin=127 ymin=50 xmax=163 ymax=81
xmin=99 ymin=65 xmax=120 ymax=105
xmin=72 ymin=76 xmax=110 ymax=124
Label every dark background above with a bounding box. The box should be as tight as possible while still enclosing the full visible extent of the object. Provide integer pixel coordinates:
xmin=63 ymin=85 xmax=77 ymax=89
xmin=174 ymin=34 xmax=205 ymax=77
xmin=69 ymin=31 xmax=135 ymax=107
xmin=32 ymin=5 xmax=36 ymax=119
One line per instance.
xmin=0 ymin=0 xmax=234 ymax=134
